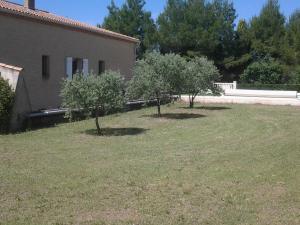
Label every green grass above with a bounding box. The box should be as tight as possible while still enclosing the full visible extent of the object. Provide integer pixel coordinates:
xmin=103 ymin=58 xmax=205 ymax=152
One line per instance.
xmin=0 ymin=103 xmax=299 ymax=225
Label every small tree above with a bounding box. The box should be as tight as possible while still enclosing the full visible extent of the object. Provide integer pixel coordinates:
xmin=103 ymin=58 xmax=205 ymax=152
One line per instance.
xmin=183 ymin=57 xmax=221 ymax=108
xmin=61 ymin=71 xmax=125 ymax=135
xmin=163 ymin=53 xmax=187 ymax=98
xmin=0 ymin=77 xmax=14 ymax=133
xmin=127 ymin=52 xmax=172 ymax=117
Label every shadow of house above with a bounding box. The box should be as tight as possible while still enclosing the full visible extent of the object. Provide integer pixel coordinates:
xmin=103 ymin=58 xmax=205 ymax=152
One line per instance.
xmin=84 ymin=127 xmax=148 ymax=136
xmin=142 ymin=113 xmax=206 ymax=120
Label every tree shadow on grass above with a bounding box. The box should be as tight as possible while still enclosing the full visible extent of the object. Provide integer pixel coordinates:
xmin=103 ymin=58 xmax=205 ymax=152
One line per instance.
xmin=84 ymin=127 xmax=148 ymax=136
xmin=142 ymin=113 xmax=206 ymax=120
xmin=180 ymin=106 xmax=231 ymax=111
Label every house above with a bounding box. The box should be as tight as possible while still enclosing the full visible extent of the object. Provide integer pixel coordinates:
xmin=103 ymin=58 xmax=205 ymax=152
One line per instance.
xmin=0 ymin=0 xmax=139 ymax=131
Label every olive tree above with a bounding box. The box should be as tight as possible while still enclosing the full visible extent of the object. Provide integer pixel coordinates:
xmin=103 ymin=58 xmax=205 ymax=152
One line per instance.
xmin=183 ymin=57 xmax=221 ymax=108
xmin=127 ymin=52 xmax=184 ymax=117
xmin=61 ymin=71 xmax=125 ymax=135
xmin=163 ymin=53 xmax=187 ymax=97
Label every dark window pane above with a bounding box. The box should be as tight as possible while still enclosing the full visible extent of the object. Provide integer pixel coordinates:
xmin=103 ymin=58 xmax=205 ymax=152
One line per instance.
xmin=42 ymin=55 xmax=50 ymax=79
xmin=99 ymin=61 xmax=105 ymax=75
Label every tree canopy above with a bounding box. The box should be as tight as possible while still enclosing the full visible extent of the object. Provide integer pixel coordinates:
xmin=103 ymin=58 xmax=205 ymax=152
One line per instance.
xmin=250 ymin=0 xmax=286 ymax=59
xmin=286 ymin=10 xmax=300 ymax=65
xmin=100 ymin=0 xmax=300 ymax=83
xmin=157 ymin=0 xmax=236 ymax=62
xmin=183 ymin=57 xmax=221 ymax=108
xmin=127 ymin=52 xmax=173 ymax=116
xmin=102 ymin=0 xmax=157 ymax=57
xmin=61 ymin=72 xmax=125 ymax=135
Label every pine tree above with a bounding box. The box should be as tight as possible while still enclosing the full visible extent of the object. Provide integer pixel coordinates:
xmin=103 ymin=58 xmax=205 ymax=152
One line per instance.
xmin=250 ymin=0 xmax=286 ymax=59
xmin=286 ymin=10 xmax=300 ymax=64
xmin=102 ymin=0 xmax=157 ymax=58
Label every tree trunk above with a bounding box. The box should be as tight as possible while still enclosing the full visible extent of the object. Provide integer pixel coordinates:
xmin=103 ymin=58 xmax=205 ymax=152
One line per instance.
xmin=95 ymin=107 xmax=101 ymax=135
xmin=189 ymin=100 xmax=194 ymax=108
xmin=68 ymin=108 xmax=73 ymax=122
xmin=189 ymin=96 xmax=195 ymax=108
xmin=157 ymin=98 xmax=161 ymax=117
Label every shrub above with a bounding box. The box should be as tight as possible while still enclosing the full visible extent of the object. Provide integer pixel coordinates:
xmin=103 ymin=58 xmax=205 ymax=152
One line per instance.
xmin=163 ymin=53 xmax=187 ymax=95
xmin=127 ymin=52 xmax=185 ymax=117
xmin=288 ymin=67 xmax=300 ymax=84
xmin=241 ymin=59 xmax=284 ymax=84
xmin=60 ymin=71 xmax=125 ymax=135
xmin=183 ymin=57 xmax=221 ymax=108
xmin=0 ymin=77 xmax=14 ymax=133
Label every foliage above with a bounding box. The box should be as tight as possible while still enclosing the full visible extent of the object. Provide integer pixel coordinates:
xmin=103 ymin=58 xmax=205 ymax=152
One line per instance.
xmin=61 ymin=71 xmax=125 ymax=135
xmin=286 ymin=10 xmax=300 ymax=65
xmin=157 ymin=0 xmax=236 ymax=62
xmin=162 ymin=53 xmax=187 ymax=95
xmin=183 ymin=57 xmax=221 ymax=108
xmin=238 ymin=83 xmax=300 ymax=92
xmin=288 ymin=67 xmax=300 ymax=84
xmin=0 ymin=77 xmax=14 ymax=133
xmin=102 ymin=0 xmax=157 ymax=57
xmin=225 ymin=20 xmax=252 ymax=76
xmin=235 ymin=20 xmax=252 ymax=56
xmin=241 ymin=59 xmax=284 ymax=84
xmin=100 ymin=0 xmax=300 ymax=82
xmin=127 ymin=52 xmax=172 ymax=116
xmin=250 ymin=0 xmax=286 ymax=59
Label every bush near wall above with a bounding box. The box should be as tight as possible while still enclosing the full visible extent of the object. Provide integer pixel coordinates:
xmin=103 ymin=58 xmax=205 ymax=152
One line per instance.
xmin=0 ymin=77 xmax=14 ymax=133
xmin=238 ymin=83 xmax=300 ymax=92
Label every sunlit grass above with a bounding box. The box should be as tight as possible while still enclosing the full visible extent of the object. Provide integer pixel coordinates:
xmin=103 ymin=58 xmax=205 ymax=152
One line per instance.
xmin=0 ymin=103 xmax=299 ymax=225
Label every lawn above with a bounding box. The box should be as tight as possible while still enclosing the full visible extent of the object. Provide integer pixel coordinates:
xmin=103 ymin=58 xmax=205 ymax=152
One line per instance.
xmin=0 ymin=103 xmax=299 ymax=225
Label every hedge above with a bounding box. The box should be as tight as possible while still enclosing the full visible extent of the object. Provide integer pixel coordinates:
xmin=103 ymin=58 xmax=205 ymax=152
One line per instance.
xmin=237 ymin=83 xmax=300 ymax=92
xmin=0 ymin=77 xmax=14 ymax=133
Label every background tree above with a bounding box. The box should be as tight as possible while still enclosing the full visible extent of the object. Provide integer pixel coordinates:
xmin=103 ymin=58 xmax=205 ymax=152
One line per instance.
xmin=101 ymin=0 xmax=300 ymax=83
xmin=158 ymin=0 xmax=236 ymax=78
xmin=241 ymin=59 xmax=284 ymax=84
xmin=157 ymin=0 xmax=188 ymax=53
xmin=286 ymin=10 xmax=300 ymax=65
xmin=183 ymin=57 xmax=221 ymax=108
xmin=61 ymin=71 xmax=125 ymax=135
xmin=0 ymin=77 xmax=14 ymax=133
xmin=223 ymin=19 xmax=252 ymax=79
xmin=249 ymin=0 xmax=286 ymax=59
xmin=102 ymin=0 xmax=157 ymax=57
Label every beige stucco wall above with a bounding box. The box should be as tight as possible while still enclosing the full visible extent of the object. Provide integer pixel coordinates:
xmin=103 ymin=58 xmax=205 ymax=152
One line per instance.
xmin=0 ymin=13 xmax=136 ymax=129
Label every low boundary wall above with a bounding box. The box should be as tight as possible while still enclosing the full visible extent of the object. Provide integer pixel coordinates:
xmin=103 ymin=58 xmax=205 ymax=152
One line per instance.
xmin=181 ymin=95 xmax=300 ymax=106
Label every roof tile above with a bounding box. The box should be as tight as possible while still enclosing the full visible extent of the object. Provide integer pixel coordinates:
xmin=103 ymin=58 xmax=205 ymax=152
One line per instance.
xmin=0 ymin=0 xmax=139 ymax=43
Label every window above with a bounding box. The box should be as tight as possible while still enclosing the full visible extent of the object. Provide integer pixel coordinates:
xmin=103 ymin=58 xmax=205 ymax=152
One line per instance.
xmin=65 ymin=57 xmax=88 ymax=80
xmin=72 ymin=58 xmax=83 ymax=75
xmin=42 ymin=55 xmax=50 ymax=79
xmin=98 ymin=60 xmax=105 ymax=75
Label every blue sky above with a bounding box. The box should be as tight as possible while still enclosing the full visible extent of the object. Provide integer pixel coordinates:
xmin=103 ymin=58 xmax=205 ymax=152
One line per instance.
xmin=12 ymin=0 xmax=300 ymax=26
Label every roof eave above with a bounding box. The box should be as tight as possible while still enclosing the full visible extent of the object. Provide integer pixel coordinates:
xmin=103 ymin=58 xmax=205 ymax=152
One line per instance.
xmin=0 ymin=7 xmax=139 ymax=44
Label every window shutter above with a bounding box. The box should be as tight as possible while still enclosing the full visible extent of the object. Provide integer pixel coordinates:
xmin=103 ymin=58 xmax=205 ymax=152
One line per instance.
xmin=66 ymin=57 xmax=73 ymax=80
xmin=83 ymin=59 xmax=89 ymax=76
